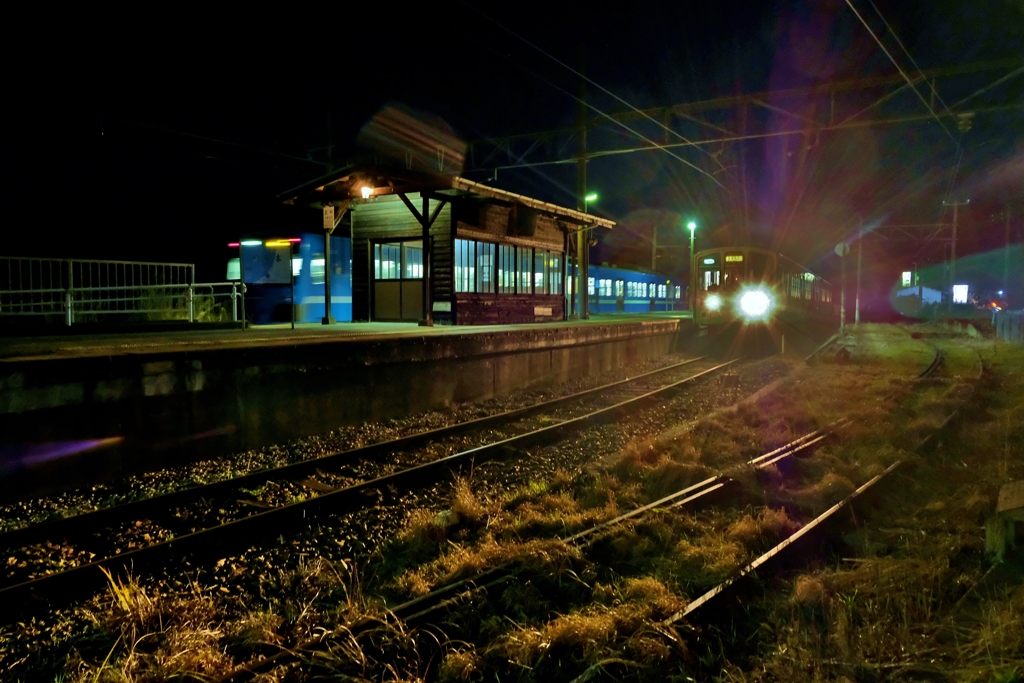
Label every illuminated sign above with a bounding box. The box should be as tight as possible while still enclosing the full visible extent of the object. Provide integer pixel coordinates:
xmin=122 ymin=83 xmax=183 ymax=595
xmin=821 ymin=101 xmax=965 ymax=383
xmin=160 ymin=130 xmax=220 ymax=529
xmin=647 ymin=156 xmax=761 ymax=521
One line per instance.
xmin=702 ymin=257 xmax=717 ymax=265
xmin=952 ymin=284 xmax=969 ymax=304
xmin=901 ymin=271 xmax=912 ymax=287
xmin=725 ymin=254 xmax=744 ymax=263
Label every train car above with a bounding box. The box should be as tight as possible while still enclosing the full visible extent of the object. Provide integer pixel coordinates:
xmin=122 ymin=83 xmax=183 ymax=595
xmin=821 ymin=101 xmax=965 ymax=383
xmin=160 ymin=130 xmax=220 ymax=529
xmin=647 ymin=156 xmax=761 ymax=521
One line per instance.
xmin=583 ymin=264 xmax=685 ymax=314
xmin=227 ymin=233 xmax=352 ymax=324
xmin=693 ymin=246 xmax=834 ymax=325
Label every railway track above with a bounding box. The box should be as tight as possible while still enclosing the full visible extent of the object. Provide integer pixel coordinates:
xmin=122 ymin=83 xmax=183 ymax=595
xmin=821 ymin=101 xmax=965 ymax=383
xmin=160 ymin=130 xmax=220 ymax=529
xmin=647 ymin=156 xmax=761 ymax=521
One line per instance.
xmin=663 ymin=335 xmax=950 ymax=626
xmin=0 ymin=355 xmax=741 ymax=619
xmin=218 ymin=422 xmax=849 ymax=682
xmin=217 ymin=332 xmax=960 ymax=683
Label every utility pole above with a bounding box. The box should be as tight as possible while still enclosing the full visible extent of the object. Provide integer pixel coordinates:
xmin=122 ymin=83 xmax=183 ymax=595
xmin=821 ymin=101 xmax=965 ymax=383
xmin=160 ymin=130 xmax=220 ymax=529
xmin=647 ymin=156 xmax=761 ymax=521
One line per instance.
xmin=855 ymin=234 xmax=862 ymax=325
xmin=1005 ymin=207 xmax=1012 ymax=298
xmin=836 ymin=242 xmax=849 ymax=336
xmin=943 ymin=199 xmax=969 ymax=303
xmin=651 ymin=225 xmax=658 ymax=271
xmin=576 ymin=64 xmax=589 ymax=321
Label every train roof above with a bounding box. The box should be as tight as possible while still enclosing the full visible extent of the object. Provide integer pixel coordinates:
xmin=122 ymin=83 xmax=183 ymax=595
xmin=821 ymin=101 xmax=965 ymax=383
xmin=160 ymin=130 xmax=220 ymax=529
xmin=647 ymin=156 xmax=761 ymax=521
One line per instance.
xmin=279 ymin=162 xmax=615 ymax=231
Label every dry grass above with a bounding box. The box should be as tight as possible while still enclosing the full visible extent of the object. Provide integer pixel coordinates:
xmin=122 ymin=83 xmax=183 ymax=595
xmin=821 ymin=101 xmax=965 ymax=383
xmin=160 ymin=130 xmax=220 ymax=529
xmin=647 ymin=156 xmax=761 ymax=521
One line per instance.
xmin=393 ymin=536 xmax=582 ymax=598
xmin=725 ymin=507 xmax=801 ymax=547
xmin=490 ymin=575 xmax=686 ymax=673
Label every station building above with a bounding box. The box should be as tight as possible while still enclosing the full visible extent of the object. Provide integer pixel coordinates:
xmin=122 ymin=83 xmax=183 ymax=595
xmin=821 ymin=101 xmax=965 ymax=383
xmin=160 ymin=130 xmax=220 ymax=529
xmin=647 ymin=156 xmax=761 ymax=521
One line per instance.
xmin=280 ymin=165 xmax=613 ymax=326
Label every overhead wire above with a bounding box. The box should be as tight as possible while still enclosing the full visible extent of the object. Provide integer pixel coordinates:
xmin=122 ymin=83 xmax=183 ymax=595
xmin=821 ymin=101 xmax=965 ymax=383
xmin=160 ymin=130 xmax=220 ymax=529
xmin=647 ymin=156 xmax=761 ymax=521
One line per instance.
xmin=842 ymin=0 xmax=959 ymax=145
xmin=866 ymin=0 xmax=958 ymax=119
xmin=460 ymin=0 xmax=730 ymax=189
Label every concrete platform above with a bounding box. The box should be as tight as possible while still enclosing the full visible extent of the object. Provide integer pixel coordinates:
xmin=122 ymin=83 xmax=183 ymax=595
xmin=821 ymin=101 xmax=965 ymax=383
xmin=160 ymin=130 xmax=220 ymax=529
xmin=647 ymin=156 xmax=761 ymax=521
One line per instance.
xmin=0 ymin=313 xmax=692 ymax=362
xmin=0 ymin=314 xmax=694 ymax=500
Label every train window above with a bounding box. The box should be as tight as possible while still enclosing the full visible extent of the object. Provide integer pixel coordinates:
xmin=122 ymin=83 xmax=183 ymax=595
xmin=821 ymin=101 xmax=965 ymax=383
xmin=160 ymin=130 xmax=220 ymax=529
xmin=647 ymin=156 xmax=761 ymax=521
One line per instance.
xmin=615 ymin=280 xmax=624 ymax=297
xmin=588 ymin=277 xmax=596 ymax=295
xmin=311 ymin=257 xmax=326 ymax=285
xmin=675 ymin=286 xmax=681 ymax=299
xmin=699 ymin=253 xmax=721 ymax=291
xmin=455 ymin=239 xmax=475 ymax=292
xmin=658 ymin=284 xmax=667 ymax=299
xmin=291 ymin=257 xmax=302 ymax=278
xmin=723 ymin=254 xmax=744 ymax=290
xmin=476 ymin=241 xmax=495 ymax=293
xmin=498 ymin=245 xmax=515 ymax=294
xmin=790 ymin=274 xmax=801 ymax=299
xmin=548 ymin=254 xmax=563 ymax=295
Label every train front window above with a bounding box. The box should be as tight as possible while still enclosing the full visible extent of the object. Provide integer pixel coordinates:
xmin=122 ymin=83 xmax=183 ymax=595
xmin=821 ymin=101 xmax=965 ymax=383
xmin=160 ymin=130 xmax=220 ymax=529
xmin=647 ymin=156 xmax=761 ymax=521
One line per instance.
xmin=700 ymin=253 xmax=721 ymax=291
xmin=723 ymin=253 xmax=744 ymax=290
xmin=747 ymin=252 xmax=770 ymax=283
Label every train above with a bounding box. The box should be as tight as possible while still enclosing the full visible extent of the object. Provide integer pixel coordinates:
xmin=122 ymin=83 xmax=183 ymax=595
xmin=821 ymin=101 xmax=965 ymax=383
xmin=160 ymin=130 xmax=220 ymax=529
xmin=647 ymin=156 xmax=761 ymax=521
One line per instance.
xmin=693 ymin=246 xmax=835 ymax=326
xmin=227 ymin=233 xmax=352 ymax=324
xmin=581 ymin=264 xmax=686 ymax=314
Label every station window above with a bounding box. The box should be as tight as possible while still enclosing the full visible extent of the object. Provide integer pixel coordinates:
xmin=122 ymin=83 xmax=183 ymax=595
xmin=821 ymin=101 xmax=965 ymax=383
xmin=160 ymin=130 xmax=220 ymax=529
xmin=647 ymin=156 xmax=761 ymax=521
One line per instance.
xmin=534 ymin=250 xmax=546 ymax=294
xmin=498 ymin=245 xmax=516 ymax=293
xmin=477 ymin=241 xmax=495 ymax=293
xmin=518 ymin=247 xmax=533 ymax=293
xmin=311 ymin=256 xmax=326 ymax=285
xmin=548 ymin=254 xmax=562 ymax=295
xmin=405 ymin=245 xmax=423 ymax=278
xmin=226 ymin=258 xmax=240 ymax=281
xmin=292 ymin=256 xmax=302 ymax=278
xmin=374 ymin=244 xmax=401 ymax=280
xmin=455 ymin=239 xmax=475 ymax=292
xmin=455 ymin=239 xmax=497 ymax=293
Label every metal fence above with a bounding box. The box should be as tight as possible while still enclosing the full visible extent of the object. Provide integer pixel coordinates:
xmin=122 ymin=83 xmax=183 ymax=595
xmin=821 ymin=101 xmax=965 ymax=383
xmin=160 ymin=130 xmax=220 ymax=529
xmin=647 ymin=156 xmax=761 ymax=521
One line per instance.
xmin=994 ymin=310 xmax=1023 ymax=344
xmin=0 ymin=257 xmax=245 ymax=326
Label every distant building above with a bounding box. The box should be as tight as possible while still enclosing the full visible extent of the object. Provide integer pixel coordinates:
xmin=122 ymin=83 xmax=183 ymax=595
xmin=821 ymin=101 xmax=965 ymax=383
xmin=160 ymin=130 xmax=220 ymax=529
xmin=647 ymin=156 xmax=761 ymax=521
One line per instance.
xmin=896 ymin=285 xmax=943 ymax=305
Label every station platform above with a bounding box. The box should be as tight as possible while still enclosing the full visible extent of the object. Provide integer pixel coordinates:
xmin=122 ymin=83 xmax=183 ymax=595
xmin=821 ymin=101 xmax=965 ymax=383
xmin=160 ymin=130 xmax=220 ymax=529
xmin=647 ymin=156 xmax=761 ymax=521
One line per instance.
xmin=0 ymin=313 xmax=694 ymax=499
xmin=0 ymin=313 xmax=692 ymax=362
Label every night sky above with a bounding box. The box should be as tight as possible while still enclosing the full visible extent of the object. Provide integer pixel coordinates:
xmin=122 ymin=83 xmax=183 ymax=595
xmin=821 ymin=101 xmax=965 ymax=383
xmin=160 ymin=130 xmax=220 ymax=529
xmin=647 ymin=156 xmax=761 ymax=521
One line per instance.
xmin=5 ymin=1 xmax=1023 ymax=304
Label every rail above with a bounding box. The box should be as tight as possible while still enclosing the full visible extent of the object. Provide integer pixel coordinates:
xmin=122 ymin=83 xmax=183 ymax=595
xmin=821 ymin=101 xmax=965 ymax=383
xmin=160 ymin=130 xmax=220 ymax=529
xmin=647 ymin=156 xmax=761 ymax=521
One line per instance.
xmin=0 ymin=256 xmax=245 ymax=325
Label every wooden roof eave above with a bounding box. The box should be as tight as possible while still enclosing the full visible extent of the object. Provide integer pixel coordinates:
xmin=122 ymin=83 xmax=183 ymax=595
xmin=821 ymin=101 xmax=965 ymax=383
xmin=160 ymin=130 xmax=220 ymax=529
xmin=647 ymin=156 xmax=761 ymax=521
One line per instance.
xmin=452 ymin=176 xmax=615 ymax=229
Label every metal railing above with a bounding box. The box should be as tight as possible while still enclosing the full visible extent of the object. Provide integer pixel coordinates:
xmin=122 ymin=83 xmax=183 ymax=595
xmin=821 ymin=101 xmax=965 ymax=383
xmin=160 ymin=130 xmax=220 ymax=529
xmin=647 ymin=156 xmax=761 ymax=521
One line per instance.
xmin=994 ymin=310 xmax=1023 ymax=344
xmin=0 ymin=257 xmax=245 ymax=326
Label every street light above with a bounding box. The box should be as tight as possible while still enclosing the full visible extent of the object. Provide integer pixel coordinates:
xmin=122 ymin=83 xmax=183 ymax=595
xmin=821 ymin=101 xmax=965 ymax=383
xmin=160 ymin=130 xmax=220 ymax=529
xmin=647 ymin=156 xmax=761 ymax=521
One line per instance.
xmin=687 ymin=221 xmax=697 ymax=314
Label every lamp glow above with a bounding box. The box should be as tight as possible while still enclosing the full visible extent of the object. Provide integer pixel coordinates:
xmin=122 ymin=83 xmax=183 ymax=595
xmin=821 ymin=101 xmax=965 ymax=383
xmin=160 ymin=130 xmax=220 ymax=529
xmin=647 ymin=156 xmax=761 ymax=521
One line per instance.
xmin=687 ymin=221 xmax=697 ymax=232
xmin=240 ymin=240 xmax=262 ymax=247
xmin=585 ymin=193 xmax=598 ymax=202
xmin=361 ymin=186 xmax=373 ymax=199
xmin=705 ymin=293 xmax=722 ymax=311
xmin=737 ymin=288 xmax=773 ymax=320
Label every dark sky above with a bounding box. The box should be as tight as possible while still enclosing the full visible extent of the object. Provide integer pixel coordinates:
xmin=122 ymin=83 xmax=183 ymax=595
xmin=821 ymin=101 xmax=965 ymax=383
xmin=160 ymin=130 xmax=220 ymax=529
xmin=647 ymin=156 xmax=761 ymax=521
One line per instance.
xmin=4 ymin=0 xmax=1022 ymax=297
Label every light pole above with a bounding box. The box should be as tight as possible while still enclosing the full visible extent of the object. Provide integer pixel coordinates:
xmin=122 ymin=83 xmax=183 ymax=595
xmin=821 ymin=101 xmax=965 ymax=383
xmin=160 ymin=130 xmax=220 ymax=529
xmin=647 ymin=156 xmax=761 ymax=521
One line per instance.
xmin=687 ymin=221 xmax=697 ymax=314
xmin=573 ymin=192 xmax=598 ymax=320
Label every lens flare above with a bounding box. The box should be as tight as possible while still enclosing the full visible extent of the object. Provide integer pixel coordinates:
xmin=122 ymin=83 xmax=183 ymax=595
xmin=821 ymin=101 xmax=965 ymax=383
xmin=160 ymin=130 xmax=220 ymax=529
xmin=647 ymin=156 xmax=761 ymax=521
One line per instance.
xmin=705 ymin=293 xmax=723 ymax=311
xmin=738 ymin=288 xmax=773 ymax=320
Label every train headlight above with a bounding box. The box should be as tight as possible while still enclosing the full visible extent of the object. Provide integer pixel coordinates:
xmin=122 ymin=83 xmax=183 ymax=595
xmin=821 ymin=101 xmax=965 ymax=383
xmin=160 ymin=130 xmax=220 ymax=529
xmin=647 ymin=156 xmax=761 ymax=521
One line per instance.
xmin=738 ymin=288 xmax=773 ymax=320
xmin=705 ymin=294 xmax=723 ymax=311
